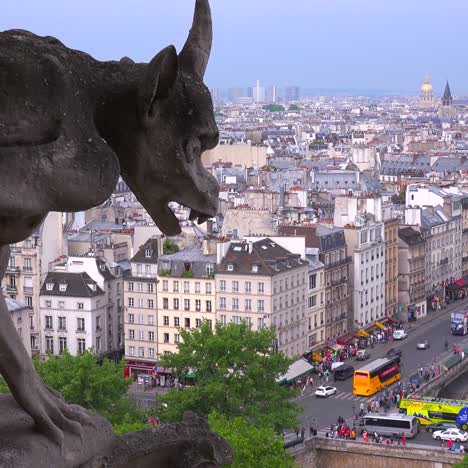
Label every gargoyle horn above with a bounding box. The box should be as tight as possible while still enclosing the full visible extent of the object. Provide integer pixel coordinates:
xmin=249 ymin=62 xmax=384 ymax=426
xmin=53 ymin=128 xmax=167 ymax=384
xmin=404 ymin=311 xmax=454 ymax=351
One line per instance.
xmin=179 ymin=0 xmax=212 ymax=78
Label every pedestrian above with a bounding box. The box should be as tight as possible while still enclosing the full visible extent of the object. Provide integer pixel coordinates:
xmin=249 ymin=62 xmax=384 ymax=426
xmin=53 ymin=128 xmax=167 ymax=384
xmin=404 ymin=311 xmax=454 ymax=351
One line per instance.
xmin=301 ymin=427 xmax=305 ymax=440
xmin=295 ymin=428 xmax=300 ymax=439
xmin=401 ymin=433 xmax=406 ymax=446
xmin=310 ymin=425 xmax=314 ymax=438
xmin=360 ymin=402 xmax=365 ymax=416
xmin=461 ymin=444 xmax=465 ymax=454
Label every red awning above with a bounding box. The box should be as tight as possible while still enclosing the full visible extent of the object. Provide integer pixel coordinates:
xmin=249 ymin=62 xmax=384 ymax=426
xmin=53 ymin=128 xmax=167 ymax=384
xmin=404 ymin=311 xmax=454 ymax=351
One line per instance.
xmin=455 ymin=278 xmax=466 ymax=287
xmin=337 ymin=332 xmax=358 ymax=346
xmin=386 ymin=316 xmax=397 ymax=323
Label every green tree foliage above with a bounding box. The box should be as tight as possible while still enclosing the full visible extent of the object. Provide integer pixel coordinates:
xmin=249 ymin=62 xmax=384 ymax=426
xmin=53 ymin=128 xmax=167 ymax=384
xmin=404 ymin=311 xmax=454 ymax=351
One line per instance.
xmin=157 ymin=322 xmax=300 ymax=432
xmin=263 ymin=104 xmax=285 ymax=112
xmin=288 ymin=104 xmax=300 ymax=111
xmin=454 ymin=457 xmax=468 ymax=468
xmin=163 ymin=239 xmax=180 ymax=255
xmin=209 ymin=412 xmax=294 ymax=468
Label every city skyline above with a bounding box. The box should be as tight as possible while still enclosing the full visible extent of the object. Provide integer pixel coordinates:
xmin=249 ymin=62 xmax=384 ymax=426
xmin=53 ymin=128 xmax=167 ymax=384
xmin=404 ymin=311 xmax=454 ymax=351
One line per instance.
xmin=1 ymin=0 xmax=467 ymax=95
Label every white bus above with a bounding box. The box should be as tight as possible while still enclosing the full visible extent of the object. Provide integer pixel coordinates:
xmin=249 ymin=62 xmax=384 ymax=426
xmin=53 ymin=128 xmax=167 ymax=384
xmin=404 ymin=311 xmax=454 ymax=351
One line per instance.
xmin=362 ymin=413 xmax=419 ymax=438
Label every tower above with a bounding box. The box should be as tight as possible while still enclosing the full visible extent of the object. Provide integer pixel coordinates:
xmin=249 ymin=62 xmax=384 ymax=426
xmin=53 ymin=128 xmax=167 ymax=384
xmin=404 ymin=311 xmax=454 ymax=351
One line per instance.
xmin=419 ymin=74 xmax=434 ymax=108
xmin=439 ymin=81 xmax=454 ymax=119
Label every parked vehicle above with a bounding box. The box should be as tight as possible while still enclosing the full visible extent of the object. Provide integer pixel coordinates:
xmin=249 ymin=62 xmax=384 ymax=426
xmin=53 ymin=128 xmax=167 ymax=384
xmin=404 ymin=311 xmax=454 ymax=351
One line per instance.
xmin=426 ymin=422 xmax=457 ymax=433
xmin=393 ymin=330 xmax=408 ymax=340
xmin=315 ymin=386 xmax=337 ymax=398
xmin=386 ymin=348 xmax=402 ymax=358
xmin=334 ymin=364 xmax=355 ymax=381
xmin=356 ymin=350 xmax=370 ymax=361
xmin=416 ymin=339 xmax=430 ymax=350
xmin=433 ymin=428 xmax=468 ymax=442
xmin=362 ymin=413 xmax=419 ymax=438
xmin=451 ymin=312 xmax=468 ymax=336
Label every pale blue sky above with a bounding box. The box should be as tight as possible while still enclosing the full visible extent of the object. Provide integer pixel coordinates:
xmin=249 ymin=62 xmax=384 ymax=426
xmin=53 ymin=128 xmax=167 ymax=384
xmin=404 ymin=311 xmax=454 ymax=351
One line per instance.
xmin=1 ymin=0 xmax=467 ymax=94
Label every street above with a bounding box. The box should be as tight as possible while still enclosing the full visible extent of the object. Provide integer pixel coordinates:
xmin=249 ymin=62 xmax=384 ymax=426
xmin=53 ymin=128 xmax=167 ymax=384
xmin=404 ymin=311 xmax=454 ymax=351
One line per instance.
xmin=292 ymin=298 xmax=468 ymax=448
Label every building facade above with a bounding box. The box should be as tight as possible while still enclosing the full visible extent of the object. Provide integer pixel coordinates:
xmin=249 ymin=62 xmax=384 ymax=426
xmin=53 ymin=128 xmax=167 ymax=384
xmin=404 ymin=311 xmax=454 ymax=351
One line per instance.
xmin=383 ymin=205 xmax=399 ymax=319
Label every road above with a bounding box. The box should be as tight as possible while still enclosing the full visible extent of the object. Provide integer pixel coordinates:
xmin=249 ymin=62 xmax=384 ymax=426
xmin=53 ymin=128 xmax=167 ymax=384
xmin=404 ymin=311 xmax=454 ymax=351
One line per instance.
xmin=291 ymin=297 xmax=468 ymax=448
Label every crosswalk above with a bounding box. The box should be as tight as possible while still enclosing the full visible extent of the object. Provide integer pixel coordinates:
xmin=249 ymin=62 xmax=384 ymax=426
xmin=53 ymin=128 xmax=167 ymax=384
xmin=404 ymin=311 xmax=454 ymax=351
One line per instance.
xmin=298 ymin=390 xmax=375 ymax=402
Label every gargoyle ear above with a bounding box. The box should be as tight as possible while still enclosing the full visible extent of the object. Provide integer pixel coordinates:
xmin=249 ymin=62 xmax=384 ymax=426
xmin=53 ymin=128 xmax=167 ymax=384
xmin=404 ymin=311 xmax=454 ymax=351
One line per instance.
xmin=139 ymin=45 xmax=178 ymax=125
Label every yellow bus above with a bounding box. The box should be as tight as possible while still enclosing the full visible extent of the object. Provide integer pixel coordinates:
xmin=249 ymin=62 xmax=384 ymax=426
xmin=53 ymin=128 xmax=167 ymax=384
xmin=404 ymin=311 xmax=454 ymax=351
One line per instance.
xmin=353 ymin=357 xmax=401 ymax=396
xmin=399 ymin=397 xmax=468 ymax=429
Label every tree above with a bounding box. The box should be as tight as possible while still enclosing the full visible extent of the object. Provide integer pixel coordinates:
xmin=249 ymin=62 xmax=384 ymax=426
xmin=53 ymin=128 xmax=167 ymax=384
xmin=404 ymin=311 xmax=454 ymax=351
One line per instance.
xmin=163 ymin=239 xmax=180 ymax=255
xmin=288 ymin=104 xmax=300 ymax=111
xmin=263 ymin=104 xmax=285 ymax=112
xmin=454 ymin=457 xmax=468 ymax=468
xmin=209 ymin=412 xmax=294 ymax=468
xmin=157 ymin=322 xmax=300 ymax=432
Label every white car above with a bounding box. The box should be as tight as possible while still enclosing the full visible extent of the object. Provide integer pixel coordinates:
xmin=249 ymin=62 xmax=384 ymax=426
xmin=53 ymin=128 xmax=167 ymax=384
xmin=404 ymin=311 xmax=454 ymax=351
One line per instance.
xmin=315 ymin=386 xmax=337 ymax=398
xmin=393 ymin=330 xmax=408 ymax=340
xmin=433 ymin=428 xmax=468 ymax=442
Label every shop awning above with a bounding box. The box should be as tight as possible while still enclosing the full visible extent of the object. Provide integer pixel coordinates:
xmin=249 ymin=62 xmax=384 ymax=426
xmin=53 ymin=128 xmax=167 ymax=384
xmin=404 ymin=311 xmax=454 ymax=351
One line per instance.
xmin=386 ymin=316 xmax=397 ymax=323
xmin=327 ymin=343 xmax=342 ymax=352
xmin=276 ymin=358 xmax=314 ymax=385
xmin=441 ymin=355 xmax=462 ymax=371
xmin=375 ymin=321 xmax=386 ymax=330
xmin=312 ymin=352 xmax=322 ymax=362
xmin=337 ymin=332 xmax=358 ymax=346
xmin=357 ymin=329 xmax=370 ymax=338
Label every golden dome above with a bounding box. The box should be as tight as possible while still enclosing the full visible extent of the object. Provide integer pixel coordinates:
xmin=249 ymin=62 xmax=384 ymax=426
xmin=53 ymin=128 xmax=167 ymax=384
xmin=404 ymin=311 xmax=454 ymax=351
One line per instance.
xmin=421 ymin=74 xmax=432 ymax=93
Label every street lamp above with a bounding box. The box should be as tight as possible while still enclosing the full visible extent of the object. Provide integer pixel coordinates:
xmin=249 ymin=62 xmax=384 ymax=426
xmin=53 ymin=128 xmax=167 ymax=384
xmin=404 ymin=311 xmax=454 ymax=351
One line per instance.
xmin=352 ymin=404 xmax=356 ymax=422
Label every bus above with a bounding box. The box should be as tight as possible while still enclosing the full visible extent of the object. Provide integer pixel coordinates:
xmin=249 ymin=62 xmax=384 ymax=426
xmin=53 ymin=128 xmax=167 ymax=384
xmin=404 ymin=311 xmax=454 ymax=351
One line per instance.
xmin=362 ymin=413 xmax=419 ymax=438
xmin=353 ymin=357 xmax=401 ymax=396
xmin=399 ymin=397 xmax=468 ymax=429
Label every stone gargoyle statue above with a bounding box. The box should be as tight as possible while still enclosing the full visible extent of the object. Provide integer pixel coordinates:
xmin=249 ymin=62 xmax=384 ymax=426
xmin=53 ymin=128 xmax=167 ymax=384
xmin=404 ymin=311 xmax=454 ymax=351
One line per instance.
xmin=0 ymin=0 xmax=229 ymax=466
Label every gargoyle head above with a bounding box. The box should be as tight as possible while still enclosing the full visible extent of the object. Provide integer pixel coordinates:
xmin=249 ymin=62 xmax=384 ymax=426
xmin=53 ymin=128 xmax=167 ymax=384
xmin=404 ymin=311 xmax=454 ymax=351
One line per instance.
xmin=116 ymin=0 xmax=219 ymax=236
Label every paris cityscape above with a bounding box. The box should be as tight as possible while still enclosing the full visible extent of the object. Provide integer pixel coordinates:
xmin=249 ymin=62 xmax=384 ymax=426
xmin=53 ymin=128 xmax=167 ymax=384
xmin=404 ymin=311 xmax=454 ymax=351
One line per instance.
xmin=1 ymin=1 xmax=468 ymax=467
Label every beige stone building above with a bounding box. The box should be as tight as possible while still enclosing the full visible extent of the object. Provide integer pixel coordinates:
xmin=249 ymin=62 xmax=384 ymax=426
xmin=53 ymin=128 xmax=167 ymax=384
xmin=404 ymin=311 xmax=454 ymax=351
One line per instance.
xmin=216 ymin=238 xmax=309 ymax=357
xmin=123 ymin=238 xmax=161 ymax=377
xmin=383 ymin=205 xmax=399 ymax=319
xmin=156 ymin=244 xmax=216 ymax=355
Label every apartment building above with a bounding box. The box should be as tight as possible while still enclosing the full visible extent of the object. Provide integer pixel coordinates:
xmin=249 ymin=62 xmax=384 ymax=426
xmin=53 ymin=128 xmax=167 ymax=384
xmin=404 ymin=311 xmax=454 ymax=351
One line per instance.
xmin=156 ymin=244 xmax=216 ymax=355
xmin=216 ymin=238 xmax=308 ymax=357
xmin=40 ymin=272 xmax=107 ymax=356
xmin=123 ymin=238 xmax=160 ymax=377
xmin=383 ymin=204 xmax=399 ymax=318
xmin=306 ymin=255 xmax=326 ymax=349
xmin=398 ymin=227 xmax=426 ymax=321
xmin=3 ymin=212 xmax=64 ymax=354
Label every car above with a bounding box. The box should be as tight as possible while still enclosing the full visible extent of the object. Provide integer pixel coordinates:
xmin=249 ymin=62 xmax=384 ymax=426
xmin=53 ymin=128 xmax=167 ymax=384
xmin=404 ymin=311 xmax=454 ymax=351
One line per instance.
xmin=433 ymin=428 xmax=468 ymax=442
xmin=426 ymin=422 xmax=457 ymax=433
xmin=386 ymin=348 xmax=402 ymax=358
xmin=393 ymin=330 xmax=408 ymax=340
xmin=315 ymin=386 xmax=337 ymax=398
xmin=334 ymin=364 xmax=354 ymax=381
xmin=356 ymin=349 xmax=370 ymax=361
xmin=416 ymin=339 xmax=430 ymax=350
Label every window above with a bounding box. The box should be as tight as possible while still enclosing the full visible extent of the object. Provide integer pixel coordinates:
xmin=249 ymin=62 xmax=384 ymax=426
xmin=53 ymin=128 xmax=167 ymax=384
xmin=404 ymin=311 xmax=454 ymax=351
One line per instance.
xmin=195 ymin=299 xmax=201 ymax=311
xmin=309 ymin=274 xmax=317 ymax=289
xmin=138 ymin=298 xmax=144 ymax=308
xmin=173 ymin=281 xmax=179 ymax=293
xmin=196 ymin=319 xmax=202 ymax=328
xmin=174 ymin=334 xmax=180 ymax=343
xmin=174 ymin=317 xmax=180 ymax=327
xmin=220 ymin=280 xmax=226 ymax=291
xmin=164 ymin=333 xmax=170 ymax=344
xmin=173 ymin=298 xmax=179 ymax=310
xmin=129 ymin=329 xmax=135 ymax=339
xmin=127 ymin=298 xmax=134 ymax=307
xmin=195 ymin=282 xmax=201 ymax=293
xmin=137 ymin=282 xmax=143 ymax=292
xmin=58 ymin=316 xmax=66 ymax=331
xmin=258 ymin=300 xmax=265 ymax=312
xmin=45 ymin=300 xmax=52 ymax=308
xmin=145 ymin=265 xmax=151 ymax=275
xmin=58 ymin=301 xmax=64 ymax=310
xmin=258 ymin=282 xmax=264 ymax=294
xmin=75 ymin=317 xmax=84 ymax=332
xmin=245 ymin=282 xmax=251 ymax=293
xmin=127 ymin=345 xmax=135 ymax=357
xmin=308 ymin=296 xmax=317 ymax=308
xmin=162 ymin=280 xmax=168 ymax=292
xmin=252 ymin=264 xmax=259 ymax=273
xmin=138 ymin=346 xmax=144 ymax=357
xmin=148 ymin=315 xmax=154 ymax=325
xmin=145 ymin=248 xmax=151 ymax=259
xmin=257 ymin=317 xmax=265 ymax=329
xmin=45 ymin=315 xmax=53 ymax=330
xmin=128 ymin=313 xmax=135 ymax=323
xmin=46 ymin=282 xmax=54 ymax=291
xmin=227 ymin=263 xmax=234 ymax=271
xmin=148 ymin=331 xmax=155 ymax=341
xmin=149 ymin=348 xmax=155 ymax=358
xmin=207 ymin=319 xmax=213 ymax=328
xmin=25 ymin=296 xmax=32 ymax=307
xmin=184 ymin=281 xmax=190 ymax=293
xmin=128 ymin=282 xmax=134 ymax=292
xmin=163 ymin=298 xmax=169 ymax=309
xmin=59 ymin=283 xmax=67 ymax=292
xmin=206 ymin=300 xmax=212 ymax=312
xmin=147 ymin=299 xmax=154 ymax=309
xmin=184 ymin=299 xmax=190 ymax=311
xmin=245 ymin=299 xmax=252 ymax=311
xmin=220 ymin=315 xmax=227 ymax=326
xmin=46 ymin=336 xmax=54 ymax=354
xmin=206 ymin=263 xmax=214 ymax=276
xmin=219 ymin=297 xmax=226 ymax=309
xmin=147 ymin=283 xmax=154 ymax=293
xmin=163 ymin=316 xmax=169 ymax=326
xmin=232 ymin=281 xmax=239 ymax=292
xmin=232 ymin=316 xmax=240 ymax=324
xmin=185 ymin=318 xmax=191 ymax=328
xmin=205 ymin=283 xmax=212 ymax=294
xmin=59 ymin=337 xmax=67 ymax=354
xmin=232 ymin=298 xmax=239 ymax=310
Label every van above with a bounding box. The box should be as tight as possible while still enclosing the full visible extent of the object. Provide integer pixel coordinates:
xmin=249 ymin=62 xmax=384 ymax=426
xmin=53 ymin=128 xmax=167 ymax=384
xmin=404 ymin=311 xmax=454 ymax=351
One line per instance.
xmin=356 ymin=349 xmax=370 ymax=361
xmin=393 ymin=330 xmax=408 ymax=340
xmin=334 ymin=364 xmax=355 ymax=381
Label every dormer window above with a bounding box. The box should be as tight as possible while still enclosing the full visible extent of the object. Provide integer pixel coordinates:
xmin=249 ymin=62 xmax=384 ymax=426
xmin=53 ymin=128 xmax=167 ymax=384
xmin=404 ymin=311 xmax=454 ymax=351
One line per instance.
xmin=59 ymin=283 xmax=68 ymax=292
xmin=252 ymin=264 xmax=259 ymax=273
xmin=87 ymin=283 xmax=96 ymax=292
xmin=227 ymin=263 xmax=234 ymax=272
xmin=145 ymin=248 xmax=152 ymax=259
xmin=46 ymin=282 xmax=54 ymax=291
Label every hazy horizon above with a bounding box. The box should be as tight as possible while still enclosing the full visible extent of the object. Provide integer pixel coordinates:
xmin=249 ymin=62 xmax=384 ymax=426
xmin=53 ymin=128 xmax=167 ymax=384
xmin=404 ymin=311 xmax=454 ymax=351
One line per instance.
xmin=1 ymin=0 xmax=467 ymax=95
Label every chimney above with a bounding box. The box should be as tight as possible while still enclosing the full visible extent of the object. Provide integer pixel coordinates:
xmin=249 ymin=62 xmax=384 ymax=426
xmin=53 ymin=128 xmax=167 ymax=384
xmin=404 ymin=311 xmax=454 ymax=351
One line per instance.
xmin=248 ymin=241 xmax=253 ymax=254
xmin=202 ymin=239 xmax=209 ymax=256
xmin=207 ymin=219 xmax=213 ymax=235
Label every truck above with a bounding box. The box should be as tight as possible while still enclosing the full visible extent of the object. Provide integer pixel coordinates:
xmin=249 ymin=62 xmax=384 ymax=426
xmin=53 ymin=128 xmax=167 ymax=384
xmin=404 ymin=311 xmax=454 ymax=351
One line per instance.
xmin=450 ymin=312 xmax=468 ymax=335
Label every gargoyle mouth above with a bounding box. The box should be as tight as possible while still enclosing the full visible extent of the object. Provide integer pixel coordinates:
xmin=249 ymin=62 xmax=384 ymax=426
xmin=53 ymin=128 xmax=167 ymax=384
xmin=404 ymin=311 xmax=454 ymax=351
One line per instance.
xmin=188 ymin=208 xmax=212 ymax=225
xmin=158 ymin=202 xmax=214 ymax=237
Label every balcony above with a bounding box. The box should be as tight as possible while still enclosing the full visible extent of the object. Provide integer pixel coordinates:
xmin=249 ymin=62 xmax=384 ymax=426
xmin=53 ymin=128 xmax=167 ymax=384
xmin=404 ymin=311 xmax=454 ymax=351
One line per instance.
xmin=6 ymin=265 xmax=20 ymax=274
xmin=6 ymin=284 xmax=17 ymax=293
xmin=23 ymin=266 xmax=33 ymax=273
xmin=326 ymin=256 xmax=352 ymax=270
xmin=23 ymin=286 xmax=33 ymax=294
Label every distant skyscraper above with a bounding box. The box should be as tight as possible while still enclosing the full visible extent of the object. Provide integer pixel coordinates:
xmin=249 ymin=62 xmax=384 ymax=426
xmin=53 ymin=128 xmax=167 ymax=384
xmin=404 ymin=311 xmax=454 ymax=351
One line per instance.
xmin=210 ymin=88 xmax=221 ymax=106
xmin=284 ymin=86 xmax=300 ymax=102
xmin=265 ymin=85 xmax=277 ymax=103
xmin=439 ymin=81 xmax=455 ymax=118
xmin=419 ymin=74 xmax=434 ymax=108
xmin=227 ymin=87 xmax=246 ymax=103
xmin=253 ymin=80 xmax=265 ymax=103
xmin=247 ymin=87 xmax=254 ymax=98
